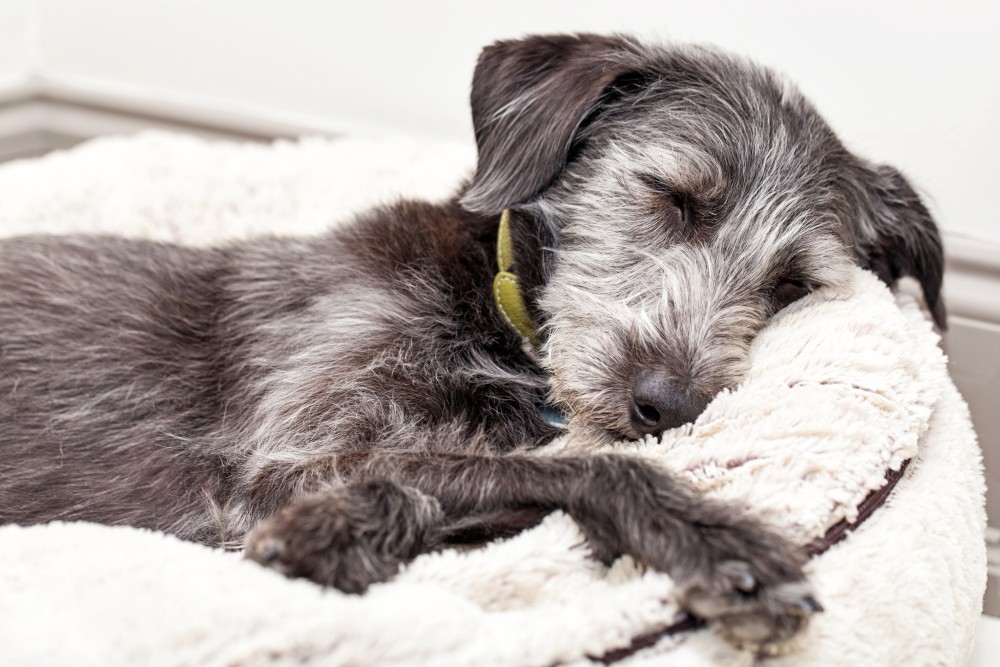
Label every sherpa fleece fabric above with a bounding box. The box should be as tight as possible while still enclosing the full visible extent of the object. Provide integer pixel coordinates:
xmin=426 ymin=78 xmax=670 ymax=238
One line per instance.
xmin=0 ymin=132 xmax=987 ymax=667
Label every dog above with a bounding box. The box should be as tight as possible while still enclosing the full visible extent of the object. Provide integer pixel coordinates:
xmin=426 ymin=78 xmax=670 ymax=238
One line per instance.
xmin=0 ymin=34 xmax=944 ymax=650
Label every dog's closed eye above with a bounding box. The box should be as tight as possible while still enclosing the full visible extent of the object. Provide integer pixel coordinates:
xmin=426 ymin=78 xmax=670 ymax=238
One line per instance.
xmin=770 ymin=279 xmax=812 ymax=312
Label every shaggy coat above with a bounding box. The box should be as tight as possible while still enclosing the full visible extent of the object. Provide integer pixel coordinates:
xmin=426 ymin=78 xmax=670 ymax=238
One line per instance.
xmin=0 ymin=35 xmax=944 ymax=649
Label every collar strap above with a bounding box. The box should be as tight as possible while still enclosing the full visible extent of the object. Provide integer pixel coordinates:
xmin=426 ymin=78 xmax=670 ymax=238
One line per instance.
xmin=493 ymin=210 xmax=540 ymax=347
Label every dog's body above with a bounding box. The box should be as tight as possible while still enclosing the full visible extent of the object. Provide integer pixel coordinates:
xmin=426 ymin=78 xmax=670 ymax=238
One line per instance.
xmin=0 ymin=35 xmax=944 ymax=648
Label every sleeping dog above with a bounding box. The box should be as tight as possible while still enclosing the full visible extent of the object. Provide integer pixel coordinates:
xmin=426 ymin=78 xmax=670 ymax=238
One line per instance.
xmin=0 ymin=34 xmax=944 ymax=649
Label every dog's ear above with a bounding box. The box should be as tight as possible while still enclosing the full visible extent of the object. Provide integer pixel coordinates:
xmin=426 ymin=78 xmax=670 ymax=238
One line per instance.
xmin=858 ymin=165 xmax=946 ymax=329
xmin=460 ymin=34 xmax=639 ymax=214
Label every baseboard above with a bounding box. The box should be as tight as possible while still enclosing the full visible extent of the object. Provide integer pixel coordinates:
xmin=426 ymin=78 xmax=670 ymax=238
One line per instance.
xmin=0 ymin=80 xmax=288 ymax=148
xmin=987 ymin=528 xmax=1000 ymax=616
xmin=0 ymin=72 xmax=429 ymax=150
xmin=944 ymin=235 xmax=1000 ymax=326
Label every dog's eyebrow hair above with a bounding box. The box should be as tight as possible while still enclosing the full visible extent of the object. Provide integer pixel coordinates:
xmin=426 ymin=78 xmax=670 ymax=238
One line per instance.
xmin=635 ymin=173 xmax=679 ymax=194
xmin=635 ymin=173 xmax=693 ymax=202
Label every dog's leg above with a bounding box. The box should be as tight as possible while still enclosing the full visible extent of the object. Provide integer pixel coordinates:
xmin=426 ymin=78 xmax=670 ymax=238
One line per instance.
xmin=245 ymin=478 xmax=446 ymax=593
xmin=246 ymin=451 xmax=818 ymax=647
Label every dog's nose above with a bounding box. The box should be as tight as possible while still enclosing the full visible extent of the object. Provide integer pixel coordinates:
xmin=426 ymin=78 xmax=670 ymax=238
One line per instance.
xmin=630 ymin=370 xmax=708 ymax=436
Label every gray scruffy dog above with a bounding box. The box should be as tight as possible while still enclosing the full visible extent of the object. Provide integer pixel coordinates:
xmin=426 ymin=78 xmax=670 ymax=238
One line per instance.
xmin=0 ymin=34 xmax=943 ymax=649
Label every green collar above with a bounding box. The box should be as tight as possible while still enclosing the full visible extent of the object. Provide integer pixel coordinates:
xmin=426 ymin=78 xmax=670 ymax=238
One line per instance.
xmin=493 ymin=210 xmax=540 ymax=347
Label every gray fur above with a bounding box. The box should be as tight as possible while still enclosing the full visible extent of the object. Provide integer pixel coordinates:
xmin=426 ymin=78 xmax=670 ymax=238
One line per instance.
xmin=0 ymin=34 xmax=944 ymax=651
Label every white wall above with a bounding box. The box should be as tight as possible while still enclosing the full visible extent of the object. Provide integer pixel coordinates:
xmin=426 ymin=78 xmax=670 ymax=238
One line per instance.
xmin=8 ymin=0 xmax=1000 ymax=243
xmin=0 ymin=0 xmax=35 ymax=88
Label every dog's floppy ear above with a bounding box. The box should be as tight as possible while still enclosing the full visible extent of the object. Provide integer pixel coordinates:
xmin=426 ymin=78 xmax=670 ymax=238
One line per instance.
xmin=460 ymin=34 xmax=638 ymax=214
xmin=859 ymin=165 xmax=946 ymax=329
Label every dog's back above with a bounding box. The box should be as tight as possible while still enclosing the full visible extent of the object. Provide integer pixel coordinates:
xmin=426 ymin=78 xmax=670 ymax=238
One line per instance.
xmin=0 ymin=235 xmax=237 ymax=537
xmin=0 ymin=201 xmax=550 ymax=541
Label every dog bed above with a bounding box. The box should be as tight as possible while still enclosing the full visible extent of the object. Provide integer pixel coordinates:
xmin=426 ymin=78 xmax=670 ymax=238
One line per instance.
xmin=0 ymin=132 xmax=987 ymax=666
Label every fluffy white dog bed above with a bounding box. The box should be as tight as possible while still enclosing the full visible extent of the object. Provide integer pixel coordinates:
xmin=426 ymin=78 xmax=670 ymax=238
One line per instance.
xmin=0 ymin=132 xmax=987 ymax=666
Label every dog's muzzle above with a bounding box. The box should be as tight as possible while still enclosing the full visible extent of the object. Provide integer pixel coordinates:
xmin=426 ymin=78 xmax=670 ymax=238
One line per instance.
xmin=630 ymin=370 xmax=710 ymax=436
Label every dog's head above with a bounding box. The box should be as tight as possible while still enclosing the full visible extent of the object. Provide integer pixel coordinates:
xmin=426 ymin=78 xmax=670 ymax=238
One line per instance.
xmin=460 ymin=34 xmax=945 ymax=441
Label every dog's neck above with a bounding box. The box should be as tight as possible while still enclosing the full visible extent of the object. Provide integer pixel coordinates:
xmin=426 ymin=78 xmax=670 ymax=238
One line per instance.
xmin=493 ymin=210 xmax=540 ymax=347
xmin=490 ymin=209 xmax=567 ymax=429
xmin=490 ymin=207 xmax=553 ymax=351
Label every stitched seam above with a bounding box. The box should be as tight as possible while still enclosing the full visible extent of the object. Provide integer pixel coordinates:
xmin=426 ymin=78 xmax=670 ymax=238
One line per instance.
xmin=494 ymin=274 xmax=521 ymax=334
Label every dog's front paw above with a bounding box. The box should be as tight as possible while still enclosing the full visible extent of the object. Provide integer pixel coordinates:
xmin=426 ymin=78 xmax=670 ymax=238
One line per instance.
xmin=244 ymin=479 xmax=444 ymax=593
xmin=682 ymin=559 xmax=820 ymax=653
xmin=572 ymin=458 xmax=821 ymax=651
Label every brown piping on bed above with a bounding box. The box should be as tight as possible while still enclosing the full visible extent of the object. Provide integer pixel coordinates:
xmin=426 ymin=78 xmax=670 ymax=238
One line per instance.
xmin=593 ymin=459 xmax=912 ymax=665
xmin=803 ymin=460 xmax=910 ymax=558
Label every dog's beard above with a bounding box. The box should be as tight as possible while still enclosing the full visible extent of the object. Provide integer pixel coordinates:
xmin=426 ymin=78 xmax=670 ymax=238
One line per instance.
xmin=539 ymin=275 xmax=763 ymax=441
xmin=533 ymin=202 xmax=860 ymax=440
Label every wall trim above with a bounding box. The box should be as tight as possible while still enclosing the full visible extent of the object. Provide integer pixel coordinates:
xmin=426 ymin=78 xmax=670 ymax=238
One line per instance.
xmin=944 ymin=235 xmax=1000 ymax=326
xmin=0 ymin=79 xmax=297 ymax=148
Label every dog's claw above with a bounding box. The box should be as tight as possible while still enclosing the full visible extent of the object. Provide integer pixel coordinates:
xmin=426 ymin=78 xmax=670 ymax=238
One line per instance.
xmin=791 ymin=595 xmax=823 ymax=615
xmin=733 ymin=568 xmax=757 ymax=593
xmin=717 ymin=560 xmax=757 ymax=593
